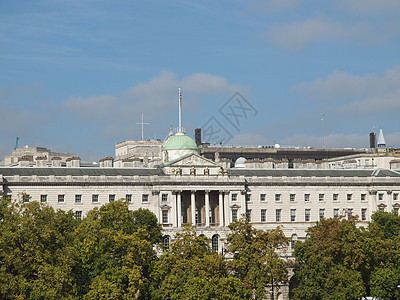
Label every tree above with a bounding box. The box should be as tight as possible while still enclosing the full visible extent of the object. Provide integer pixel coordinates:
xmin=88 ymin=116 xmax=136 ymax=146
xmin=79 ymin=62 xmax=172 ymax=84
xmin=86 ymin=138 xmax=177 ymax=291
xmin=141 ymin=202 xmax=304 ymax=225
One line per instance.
xmin=292 ymin=217 xmax=368 ymax=300
xmin=0 ymin=196 xmax=79 ymax=299
xmin=72 ymin=200 xmax=160 ymax=299
xmin=226 ymin=218 xmax=288 ymax=300
xmin=151 ymin=225 xmax=244 ymax=300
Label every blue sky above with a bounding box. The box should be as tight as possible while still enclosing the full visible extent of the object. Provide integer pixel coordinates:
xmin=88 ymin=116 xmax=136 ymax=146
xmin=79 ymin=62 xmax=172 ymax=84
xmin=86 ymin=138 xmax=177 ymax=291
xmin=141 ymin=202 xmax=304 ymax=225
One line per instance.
xmin=1 ymin=0 xmax=399 ymax=161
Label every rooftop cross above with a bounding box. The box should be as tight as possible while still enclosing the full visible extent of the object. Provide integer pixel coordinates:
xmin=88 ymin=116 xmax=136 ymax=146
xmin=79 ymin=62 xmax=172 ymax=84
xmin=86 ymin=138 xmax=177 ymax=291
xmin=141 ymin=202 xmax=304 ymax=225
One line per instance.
xmin=136 ymin=113 xmax=150 ymax=140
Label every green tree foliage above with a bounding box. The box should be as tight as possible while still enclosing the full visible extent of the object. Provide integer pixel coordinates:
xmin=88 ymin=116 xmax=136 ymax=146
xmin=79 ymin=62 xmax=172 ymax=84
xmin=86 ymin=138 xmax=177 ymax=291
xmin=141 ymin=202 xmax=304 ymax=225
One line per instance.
xmin=0 ymin=197 xmax=162 ymax=299
xmin=151 ymin=225 xmax=244 ymax=300
xmin=227 ymin=218 xmax=288 ymax=300
xmin=292 ymin=217 xmax=367 ymax=300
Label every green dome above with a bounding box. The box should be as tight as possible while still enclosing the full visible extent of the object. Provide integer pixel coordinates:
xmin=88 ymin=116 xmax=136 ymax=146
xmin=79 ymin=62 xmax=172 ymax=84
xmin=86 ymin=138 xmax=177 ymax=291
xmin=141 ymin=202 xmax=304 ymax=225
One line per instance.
xmin=163 ymin=132 xmax=199 ymax=151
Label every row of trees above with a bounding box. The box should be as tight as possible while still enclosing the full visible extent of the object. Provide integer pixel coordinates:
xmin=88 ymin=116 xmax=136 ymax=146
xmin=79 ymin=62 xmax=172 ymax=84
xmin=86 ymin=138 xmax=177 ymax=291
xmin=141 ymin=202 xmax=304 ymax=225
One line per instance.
xmin=0 ymin=197 xmax=288 ymax=299
xmin=2 ymin=195 xmax=400 ymax=299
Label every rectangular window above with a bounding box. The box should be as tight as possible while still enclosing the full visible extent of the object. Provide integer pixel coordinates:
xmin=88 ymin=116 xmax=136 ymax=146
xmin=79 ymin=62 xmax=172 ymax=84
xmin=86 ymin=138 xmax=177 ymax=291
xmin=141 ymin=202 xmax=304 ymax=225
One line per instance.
xmin=361 ymin=194 xmax=366 ymax=201
xmin=319 ymin=194 xmax=325 ymax=202
xmin=109 ymin=194 xmax=116 ymax=202
xmin=162 ymin=194 xmax=168 ymax=202
xmin=232 ymin=209 xmax=238 ymax=222
xmin=275 ymin=194 xmax=281 ymax=202
xmin=142 ymin=194 xmax=149 ymax=202
xmin=348 ymin=208 xmax=353 ymax=218
xmin=361 ymin=208 xmax=367 ymax=221
xmin=232 ymin=193 xmax=238 ymax=201
xmin=334 ymin=208 xmax=339 ymax=219
xmin=126 ymin=194 xmax=132 ymax=202
xmin=290 ymin=194 xmax=296 ymax=202
xmin=40 ymin=195 xmax=47 ymax=203
xmin=393 ymin=193 xmax=399 ymax=201
xmin=261 ymin=209 xmax=266 ymax=222
xmin=92 ymin=194 xmax=99 ymax=203
xmin=347 ymin=194 xmax=353 ymax=201
xmin=58 ymin=194 xmax=65 ymax=203
xmin=276 ymin=209 xmax=281 ymax=222
xmin=378 ymin=193 xmax=384 ymax=201
xmin=319 ymin=209 xmax=325 ymax=220
xmin=260 ymin=194 xmax=266 ymax=202
xmin=246 ymin=209 xmax=252 ymax=222
xmin=75 ymin=211 xmax=82 ymax=220
xmin=23 ymin=194 xmax=30 ymax=203
xmin=304 ymin=194 xmax=310 ymax=202
xmin=162 ymin=210 xmax=168 ymax=224
xmin=290 ymin=209 xmax=296 ymax=222
xmin=333 ymin=194 xmax=339 ymax=202
xmin=75 ymin=194 xmax=82 ymax=203
xmin=246 ymin=194 xmax=251 ymax=202
xmin=305 ymin=209 xmax=310 ymax=222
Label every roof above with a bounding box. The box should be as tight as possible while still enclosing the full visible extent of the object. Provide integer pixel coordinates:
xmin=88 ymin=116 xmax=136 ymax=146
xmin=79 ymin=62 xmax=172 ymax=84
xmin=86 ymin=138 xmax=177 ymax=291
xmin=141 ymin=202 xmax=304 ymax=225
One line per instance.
xmin=163 ymin=132 xmax=199 ymax=151
xmin=0 ymin=167 xmax=163 ymax=177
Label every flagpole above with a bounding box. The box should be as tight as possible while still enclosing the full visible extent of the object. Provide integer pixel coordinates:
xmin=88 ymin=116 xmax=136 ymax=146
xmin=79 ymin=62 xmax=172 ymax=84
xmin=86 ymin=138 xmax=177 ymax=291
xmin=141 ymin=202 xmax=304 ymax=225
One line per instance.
xmin=178 ymin=87 xmax=182 ymax=132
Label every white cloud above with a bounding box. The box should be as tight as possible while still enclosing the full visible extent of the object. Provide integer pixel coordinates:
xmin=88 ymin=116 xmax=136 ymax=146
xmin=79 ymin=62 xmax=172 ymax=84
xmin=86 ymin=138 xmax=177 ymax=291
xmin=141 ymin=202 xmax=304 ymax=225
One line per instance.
xmin=292 ymin=65 xmax=400 ymax=114
xmin=265 ymin=16 xmax=382 ymax=50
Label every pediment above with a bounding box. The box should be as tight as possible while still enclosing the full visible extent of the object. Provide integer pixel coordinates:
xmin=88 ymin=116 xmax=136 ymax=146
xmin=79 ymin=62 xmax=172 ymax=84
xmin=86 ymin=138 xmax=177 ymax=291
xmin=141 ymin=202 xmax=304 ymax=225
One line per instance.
xmin=164 ymin=153 xmax=221 ymax=168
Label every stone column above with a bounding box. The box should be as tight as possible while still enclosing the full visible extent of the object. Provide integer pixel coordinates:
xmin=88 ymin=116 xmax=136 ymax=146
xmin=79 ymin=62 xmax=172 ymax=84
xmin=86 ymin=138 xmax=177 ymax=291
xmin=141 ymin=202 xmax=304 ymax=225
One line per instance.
xmin=191 ymin=191 xmax=196 ymax=225
xmin=205 ymin=190 xmax=210 ymax=227
xmin=219 ymin=192 xmax=224 ymax=227
xmin=177 ymin=191 xmax=182 ymax=228
xmin=240 ymin=190 xmax=246 ymax=218
xmin=225 ymin=191 xmax=230 ymax=225
xmin=171 ymin=192 xmax=177 ymax=228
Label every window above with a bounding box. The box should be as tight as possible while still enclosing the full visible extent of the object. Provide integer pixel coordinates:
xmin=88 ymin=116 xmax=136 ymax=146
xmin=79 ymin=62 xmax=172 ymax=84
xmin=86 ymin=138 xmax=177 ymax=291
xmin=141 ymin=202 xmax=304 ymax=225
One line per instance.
xmin=290 ymin=194 xmax=296 ymax=202
xmin=75 ymin=211 xmax=82 ymax=220
xmin=245 ymin=194 xmax=251 ymax=202
xmin=23 ymin=194 xmax=30 ymax=203
xmin=319 ymin=194 xmax=325 ymax=202
xmin=162 ymin=193 xmax=168 ymax=202
xmin=162 ymin=210 xmax=169 ymax=224
xmin=126 ymin=194 xmax=132 ymax=202
xmin=75 ymin=194 xmax=82 ymax=203
xmin=275 ymin=194 xmax=281 ymax=202
xmin=305 ymin=209 xmax=310 ymax=222
xmin=92 ymin=194 xmax=99 ymax=203
xmin=58 ymin=194 xmax=65 ymax=203
xmin=393 ymin=193 xmax=399 ymax=201
xmin=291 ymin=234 xmax=297 ymax=249
xmin=142 ymin=194 xmax=149 ymax=202
xmin=261 ymin=209 xmax=266 ymax=222
xmin=246 ymin=209 xmax=252 ymax=222
xmin=260 ymin=194 xmax=266 ymax=202
xmin=319 ymin=209 xmax=325 ymax=220
xmin=334 ymin=208 xmax=339 ymax=219
xmin=276 ymin=209 xmax=281 ymax=222
xmin=109 ymin=194 xmax=116 ymax=202
xmin=361 ymin=194 xmax=366 ymax=201
xmin=333 ymin=194 xmax=339 ymax=202
xmin=347 ymin=194 xmax=353 ymax=201
xmin=304 ymin=194 xmax=310 ymax=202
xmin=290 ymin=209 xmax=296 ymax=222
xmin=232 ymin=193 xmax=238 ymax=201
xmin=232 ymin=209 xmax=238 ymax=222
xmin=40 ymin=195 xmax=47 ymax=203
xmin=347 ymin=208 xmax=353 ymax=218
xmin=212 ymin=235 xmax=219 ymax=252
xmin=163 ymin=235 xmax=170 ymax=251
xmin=378 ymin=193 xmax=384 ymax=201
xmin=361 ymin=208 xmax=367 ymax=221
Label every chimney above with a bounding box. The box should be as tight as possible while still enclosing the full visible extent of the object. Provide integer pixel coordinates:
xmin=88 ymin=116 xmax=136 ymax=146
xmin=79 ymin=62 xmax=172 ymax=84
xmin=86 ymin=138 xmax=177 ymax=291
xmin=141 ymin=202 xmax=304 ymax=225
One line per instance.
xmin=369 ymin=132 xmax=376 ymax=150
xmin=195 ymin=128 xmax=201 ymax=146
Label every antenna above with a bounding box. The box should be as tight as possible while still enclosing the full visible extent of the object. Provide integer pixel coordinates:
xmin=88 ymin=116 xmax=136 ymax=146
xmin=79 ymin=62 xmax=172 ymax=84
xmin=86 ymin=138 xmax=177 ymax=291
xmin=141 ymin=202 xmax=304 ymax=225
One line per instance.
xmin=136 ymin=113 xmax=149 ymax=140
xmin=321 ymin=113 xmax=325 ymax=148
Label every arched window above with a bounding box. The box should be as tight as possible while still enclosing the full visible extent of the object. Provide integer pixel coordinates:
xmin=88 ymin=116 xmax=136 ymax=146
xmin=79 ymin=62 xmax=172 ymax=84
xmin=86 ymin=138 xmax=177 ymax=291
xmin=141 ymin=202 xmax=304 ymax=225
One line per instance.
xmin=212 ymin=234 xmax=219 ymax=252
xmin=291 ymin=234 xmax=297 ymax=249
xmin=163 ymin=235 xmax=170 ymax=251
